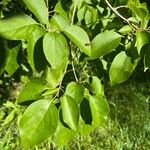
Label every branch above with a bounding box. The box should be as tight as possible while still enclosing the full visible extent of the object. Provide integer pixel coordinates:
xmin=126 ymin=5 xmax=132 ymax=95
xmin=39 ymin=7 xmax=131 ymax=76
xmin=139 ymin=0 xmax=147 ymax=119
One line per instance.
xmin=104 ymin=0 xmax=137 ymax=30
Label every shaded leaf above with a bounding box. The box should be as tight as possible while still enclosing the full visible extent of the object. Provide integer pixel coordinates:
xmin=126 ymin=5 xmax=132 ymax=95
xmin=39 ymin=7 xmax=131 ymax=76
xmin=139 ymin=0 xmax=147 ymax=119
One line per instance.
xmin=5 ymin=44 xmax=20 ymax=76
xmin=19 ymin=100 xmax=58 ymax=148
xmin=27 ymin=26 xmax=46 ymax=70
xmin=0 ymin=41 xmax=10 ymax=75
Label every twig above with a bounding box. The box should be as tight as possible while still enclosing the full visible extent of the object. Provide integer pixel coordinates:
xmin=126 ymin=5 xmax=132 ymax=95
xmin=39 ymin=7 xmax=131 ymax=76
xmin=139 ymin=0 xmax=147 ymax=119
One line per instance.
xmin=55 ymin=61 xmax=69 ymax=98
xmin=115 ymin=5 xmax=127 ymax=10
xmin=70 ymin=0 xmax=79 ymax=82
xmin=71 ymin=0 xmax=79 ymax=25
xmin=104 ymin=0 xmax=137 ymax=30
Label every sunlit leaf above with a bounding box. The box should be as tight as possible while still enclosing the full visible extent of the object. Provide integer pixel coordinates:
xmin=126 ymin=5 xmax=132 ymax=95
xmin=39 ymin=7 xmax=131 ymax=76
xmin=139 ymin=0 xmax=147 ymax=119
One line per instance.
xmin=91 ymin=30 xmax=121 ymax=59
xmin=23 ymin=0 xmax=49 ymax=25
xmin=61 ymin=95 xmax=79 ymax=130
xmin=43 ymin=32 xmax=69 ymax=69
xmin=19 ymin=100 xmax=58 ymax=148
xmin=109 ymin=51 xmax=138 ymax=86
xmin=136 ymin=31 xmax=150 ymax=55
xmin=17 ymin=77 xmax=47 ymax=103
xmin=0 ymin=14 xmax=37 ymax=40
xmin=54 ymin=121 xmax=77 ymax=147
xmin=65 ymin=82 xmax=84 ymax=105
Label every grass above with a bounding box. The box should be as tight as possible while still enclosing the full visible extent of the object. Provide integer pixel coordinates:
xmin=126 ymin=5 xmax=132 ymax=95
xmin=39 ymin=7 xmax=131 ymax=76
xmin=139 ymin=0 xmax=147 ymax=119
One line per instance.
xmin=0 ymin=80 xmax=150 ymax=150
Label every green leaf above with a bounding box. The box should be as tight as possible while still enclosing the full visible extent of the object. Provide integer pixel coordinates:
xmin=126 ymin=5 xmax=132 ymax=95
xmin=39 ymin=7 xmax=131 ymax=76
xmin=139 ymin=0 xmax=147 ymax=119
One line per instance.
xmin=79 ymin=95 xmax=109 ymax=135
xmin=91 ymin=76 xmax=104 ymax=96
xmin=54 ymin=121 xmax=77 ymax=147
xmin=52 ymin=14 xmax=70 ymax=30
xmin=91 ymin=30 xmax=121 ymax=59
xmin=61 ymin=95 xmax=79 ymax=130
xmin=109 ymin=51 xmax=138 ymax=86
xmin=0 ymin=14 xmax=37 ymax=40
xmin=64 ymin=25 xmax=91 ymax=56
xmin=23 ymin=0 xmax=49 ymax=25
xmin=88 ymin=95 xmax=109 ymax=126
xmin=65 ymin=82 xmax=84 ymax=105
xmin=136 ymin=31 xmax=150 ymax=55
xmin=54 ymin=2 xmax=67 ymax=18
xmin=128 ymin=2 xmax=148 ymax=20
xmin=0 ymin=41 xmax=10 ymax=75
xmin=53 ymin=15 xmax=91 ymax=56
xmin=19 ymin=100 xmax=58 ymax=148
xmin=119 ymin=25 xmax=132 ymax=34
xmin=17 ymin=77 xmax=47 ymax=104
xmin=27 ymin=26 xmax=46 ymax=70
xmin=5 ymin=45 xmax=20 ymax=76
xmin=43 ymin=32 xmax=69 ymax=69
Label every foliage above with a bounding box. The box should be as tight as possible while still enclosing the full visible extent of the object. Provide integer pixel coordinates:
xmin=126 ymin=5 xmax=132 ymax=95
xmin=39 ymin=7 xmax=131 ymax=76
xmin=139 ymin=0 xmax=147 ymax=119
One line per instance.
xmin=0 ymin=0 xmax=150 ymax=148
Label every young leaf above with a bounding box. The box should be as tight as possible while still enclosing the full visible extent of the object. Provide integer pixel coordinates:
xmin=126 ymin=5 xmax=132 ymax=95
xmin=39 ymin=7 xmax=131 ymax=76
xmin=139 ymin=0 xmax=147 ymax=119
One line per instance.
xmin=43 ymin=32 xmax=69 ymax=69
xmin=17 ymin=77 xmax=47 ymax=104
xmin=65 ymin=82 xmax=84 ymax=105
xmin=5 ymin=44 xmax=20 ymax=76
xmin=91 ymin=30 xmax=121 ymax=59
xmin=64 ymin=25 xmax=91 ymax=56
xmin=0 ymin=14 xmax=37 ymax=40
xmin=54 ymin=121 xmax=77 ymax=147
xmin=19 ymin=100 xmax=58 ymax=148
xmin=109 ymin=51 xmax=138 ymax=86
xmin=61 ymin=95 xmax=79 ymax=130
xmin=23 ymin=0 xmax=49 ymax=25
xmin=27 ymin=26 xmax=46 ymax=70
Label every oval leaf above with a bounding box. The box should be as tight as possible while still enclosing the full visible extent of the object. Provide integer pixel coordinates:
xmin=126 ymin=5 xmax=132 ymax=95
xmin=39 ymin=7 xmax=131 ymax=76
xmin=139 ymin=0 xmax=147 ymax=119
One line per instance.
xmin=136 ymin=31 xmax=150 ymax=55
xmin=91 ymin=30 xmax=121 ymax=59
xmin=88 ymin=95 xmax=109 ymax=125
xmin=23 ymin=0 xmax=49 ymax=25
xmin=17 ymin=77 xmax=47 ymax=104
xmin=19 ymin=100 xmax=58 ymax=148
xmin=64 ymin=25 xmax=91 ymax=56
xmin=91 ymin=76 xmax=104 ymax=96
xmin=61 ymin=95 xmax=79 ymax=130
xmin=43 ymin=32 xmax=69 ymax=69
xmin=65 ymin=82 xmax=84 ymax=105
xmin=0 ymin=14 xmax=37 ymax=40
xmin=109 ymin=51 xmax=138 ymax=86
